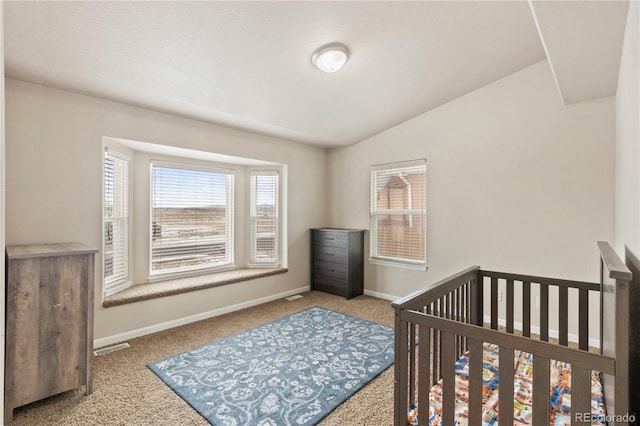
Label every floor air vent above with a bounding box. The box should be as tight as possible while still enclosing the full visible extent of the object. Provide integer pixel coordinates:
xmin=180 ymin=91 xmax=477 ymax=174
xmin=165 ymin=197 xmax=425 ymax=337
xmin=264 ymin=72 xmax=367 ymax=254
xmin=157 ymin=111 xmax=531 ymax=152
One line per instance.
xmin=94 ymin=342 xmax=130 ymax=356
xmin=285 ymin=295 xmax=303 ymax=301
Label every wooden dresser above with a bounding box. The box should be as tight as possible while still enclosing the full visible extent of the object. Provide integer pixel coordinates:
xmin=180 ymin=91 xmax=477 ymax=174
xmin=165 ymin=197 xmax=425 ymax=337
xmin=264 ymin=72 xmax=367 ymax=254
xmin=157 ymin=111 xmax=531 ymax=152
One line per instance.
xmin=311 ymin=228 xmax=364 ymax=299
xmin=5 ymin=243 xmax=98 ymax=423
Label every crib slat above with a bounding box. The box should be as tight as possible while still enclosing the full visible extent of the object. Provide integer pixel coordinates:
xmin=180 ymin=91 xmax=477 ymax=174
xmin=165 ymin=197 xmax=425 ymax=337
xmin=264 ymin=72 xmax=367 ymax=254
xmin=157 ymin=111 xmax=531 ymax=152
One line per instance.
xmin=532 ymin=355 xmax=550 ymax=426
xmin=462 ymin=283 xmax=468 ymax=352
xmin=468 ymin=338 xmax=483 ymax=426
xmin=433 ymin=300 xmax=440 ymax=382
xmin=540 ymin=284 xmax=549 ymax=341
xmin=471 ymin=277 xmax=483 ymax=326
xmin=465 ymin=281 xmax=470 ymax=324
xmin=417 ymin=325 xmax=430 ymax=426
xmin=442 ymin=332 xmax=456 ymax=426
xmin=491 ymin=276 xmax=498 ymax=330
xmin=559 ymin=287 xmax=568 ymax=346
xmin=444 ymin=294 xmax=449 ymax=319
xmin=394 ymin=314 xmax=409 ymax=425
xmin=578 ymin=289 xmax=589 ymax=351
xmin=425 ymin=304 xmax=434 ymax=387
xmin=455 ymin=287 xmax=461 ymax=359
xmin=499 ymin=346 xmax=514 ymax=426
xmin=409 ymin=323 xmax=416 ymax=406
xmin=506 ymin=279 xmax=514 ymax=333
xmin=523 ymin=281 xmax=531 ymax=337
xmin=571 ymin=365 xmax=590 ymax=425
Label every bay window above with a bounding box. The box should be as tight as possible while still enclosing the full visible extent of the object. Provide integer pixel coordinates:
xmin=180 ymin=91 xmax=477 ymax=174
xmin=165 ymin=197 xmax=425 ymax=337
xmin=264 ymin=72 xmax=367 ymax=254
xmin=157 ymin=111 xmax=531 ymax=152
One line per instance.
xmin=150 ymin=162 xmax=234 ymax=277
xmin=103 ymin=149 xmax=132 ymax=295
xmin=250 ymin=170 xmax=279 ymax=266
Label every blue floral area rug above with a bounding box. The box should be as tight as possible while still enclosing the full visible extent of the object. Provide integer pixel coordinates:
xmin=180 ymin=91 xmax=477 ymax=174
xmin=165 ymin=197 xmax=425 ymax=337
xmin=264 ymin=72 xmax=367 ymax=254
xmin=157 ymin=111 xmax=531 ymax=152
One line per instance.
xmin=147 ymin=306 xmax=394 ymax=425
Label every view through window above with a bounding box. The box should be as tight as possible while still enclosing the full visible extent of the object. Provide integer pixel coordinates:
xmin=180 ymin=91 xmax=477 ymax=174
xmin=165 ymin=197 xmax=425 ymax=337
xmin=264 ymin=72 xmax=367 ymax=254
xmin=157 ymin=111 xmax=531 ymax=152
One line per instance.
xmin=104 ymin=151 xmax=131 ymax=295
xmin=250 ymin=171 xmax=279 ymax=265
xmin=370 ymin=160 xmax=427 ymax=268
xmin=151 ymin=163 xmax=234 ymax=275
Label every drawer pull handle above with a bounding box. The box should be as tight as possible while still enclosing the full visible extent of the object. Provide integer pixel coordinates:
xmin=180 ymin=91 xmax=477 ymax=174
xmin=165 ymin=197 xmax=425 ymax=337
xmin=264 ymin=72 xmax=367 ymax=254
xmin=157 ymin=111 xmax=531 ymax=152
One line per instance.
xmin=325 ymin=238 xmax=335 ymax=240
xmin=326 ymin=253 xmax=334 ymax=256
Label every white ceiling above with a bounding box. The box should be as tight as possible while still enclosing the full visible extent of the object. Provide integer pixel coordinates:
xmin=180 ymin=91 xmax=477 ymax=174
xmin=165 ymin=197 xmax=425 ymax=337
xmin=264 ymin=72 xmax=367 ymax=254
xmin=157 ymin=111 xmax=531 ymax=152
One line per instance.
xmin=530 ymin=0 xmax=629 ymax=105
xmin=2 ymin=1 xmax=629 ymax=148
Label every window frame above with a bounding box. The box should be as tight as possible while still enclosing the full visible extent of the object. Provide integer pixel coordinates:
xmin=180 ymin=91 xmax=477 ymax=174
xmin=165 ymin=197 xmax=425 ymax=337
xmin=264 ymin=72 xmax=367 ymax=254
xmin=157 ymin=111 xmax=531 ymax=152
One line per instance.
xmin=369 ymin=159 xmax=427 ymax=271
xmin=148 ymin=160 xmax=236 ymax=281
xmin=248 ymin=169 xmax=280 ymax=267
xmin=103 ymin=148 xmax=133 ymax=296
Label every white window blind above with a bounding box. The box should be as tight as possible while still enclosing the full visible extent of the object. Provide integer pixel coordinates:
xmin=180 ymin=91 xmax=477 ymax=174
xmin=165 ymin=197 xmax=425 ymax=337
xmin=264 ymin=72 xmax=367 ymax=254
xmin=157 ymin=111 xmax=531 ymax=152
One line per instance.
xmin=370 ymin=160 xmax=427 ymax=268
xmin=250 ymin=171 xmax=279 ymax=265
xmin=151 ymin=162 xmax=234 ymax=277
xmin=104 ymin=150 xmax=131 ymax=295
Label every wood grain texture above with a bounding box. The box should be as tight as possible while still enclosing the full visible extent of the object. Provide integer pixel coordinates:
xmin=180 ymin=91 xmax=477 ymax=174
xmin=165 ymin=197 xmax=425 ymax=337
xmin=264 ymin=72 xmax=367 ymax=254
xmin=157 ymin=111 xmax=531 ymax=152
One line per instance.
xmin=393 ymin=312 xmax=408 ymax=426
xmin=417 ymin=324 xmax=429 ymax=426
xmin=532 ymin=355 xmax=550 ymax=426
xmin=467 ymin=338 xmax=483 ymax=426
xmin=441 ymin=332 xmax=455 ymax=425
xmin=6 ymin=242 xmax=98 ymax=259
xmin=498 ymin=346 xmax=514 ymax=426
xmin=571 ymin=365 xmax=590 ymax=425
xmin=5 ymin=244 xmax=97 ymax=423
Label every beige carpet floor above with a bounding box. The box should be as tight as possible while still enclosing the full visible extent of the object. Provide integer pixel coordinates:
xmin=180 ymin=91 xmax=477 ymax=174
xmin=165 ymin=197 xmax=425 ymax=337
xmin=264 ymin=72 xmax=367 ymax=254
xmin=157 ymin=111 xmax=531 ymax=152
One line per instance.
xmin=10 ymin=291 xmax=395 ymax=426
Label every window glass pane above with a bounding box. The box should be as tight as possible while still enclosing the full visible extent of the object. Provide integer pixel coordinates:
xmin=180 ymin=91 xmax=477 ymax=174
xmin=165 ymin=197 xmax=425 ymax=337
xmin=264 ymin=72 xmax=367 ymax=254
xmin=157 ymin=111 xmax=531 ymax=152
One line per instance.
xmin=104 ymin=153 xmax=129 ymax=287
xmin=373 ymin=214 xmax=425 ymax=261
xmin=151 ymin=164 xmax=234 ymax=274
xmin=251 ymin=173 xmax=278 ymax=264
xmin=370 ymin=161 xmax=426 ymax=266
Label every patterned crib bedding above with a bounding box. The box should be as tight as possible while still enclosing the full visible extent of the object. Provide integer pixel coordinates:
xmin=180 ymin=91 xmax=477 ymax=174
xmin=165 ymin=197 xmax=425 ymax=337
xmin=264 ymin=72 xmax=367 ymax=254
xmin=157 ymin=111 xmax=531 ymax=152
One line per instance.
xmin=407 ymin=343 xmax=606 ymax=426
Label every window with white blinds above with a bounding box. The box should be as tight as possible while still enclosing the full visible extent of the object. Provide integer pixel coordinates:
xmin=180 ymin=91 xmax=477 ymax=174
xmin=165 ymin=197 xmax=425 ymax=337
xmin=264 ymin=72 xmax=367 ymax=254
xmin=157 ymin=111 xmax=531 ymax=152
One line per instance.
xmin=370 ymin=159 xmax=427 ymax=269
xmin=104 ymin=150 xmax=132 ymax=295
xmin=151 ymin=162 xmax=234 ymax=277
xmin=250 ymin=170 xmax=279 ymax=265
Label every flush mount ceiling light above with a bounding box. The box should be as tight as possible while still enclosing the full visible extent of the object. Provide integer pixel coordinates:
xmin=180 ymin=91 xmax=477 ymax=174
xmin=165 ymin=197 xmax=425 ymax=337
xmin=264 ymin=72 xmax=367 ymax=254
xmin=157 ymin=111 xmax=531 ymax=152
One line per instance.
xmin=311 ymin=43 xmax=350 ymax=73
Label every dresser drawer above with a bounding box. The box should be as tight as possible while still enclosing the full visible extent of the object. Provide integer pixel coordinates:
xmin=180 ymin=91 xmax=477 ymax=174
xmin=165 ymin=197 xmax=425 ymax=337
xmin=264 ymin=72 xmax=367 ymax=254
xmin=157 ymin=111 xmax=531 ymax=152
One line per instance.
xmin=313 ymin=275 xmax=347 ymax=296
xmin=314 ymin=260 xmax=347 ymax=280
xmin=310 ymin=228 xmax=364 ymax=300
xmin=313 ymin=230 xmax=348 ymax=248
xmin=313 ymin=245 xmax=347 ymax=264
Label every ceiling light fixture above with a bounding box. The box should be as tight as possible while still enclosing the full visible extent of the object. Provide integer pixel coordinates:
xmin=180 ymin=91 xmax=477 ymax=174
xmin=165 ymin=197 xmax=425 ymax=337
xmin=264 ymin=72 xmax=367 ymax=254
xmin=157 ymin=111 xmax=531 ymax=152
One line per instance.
xmin=311 ymin=43 xmax=350 ymax=73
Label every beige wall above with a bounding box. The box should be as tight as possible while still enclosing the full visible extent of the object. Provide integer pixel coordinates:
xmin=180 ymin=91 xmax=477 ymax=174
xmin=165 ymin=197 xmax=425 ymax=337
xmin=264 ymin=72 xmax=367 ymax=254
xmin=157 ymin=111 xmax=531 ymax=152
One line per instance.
xmin=615 ymin=0 xmax=640 ymax=258
xmin=328 ymin=60 xmax=615 ymax=339
xmin=5 ymin=78 xmax=327 ymax=343
xmin=1 ymin=2 xmax=6 ymax=421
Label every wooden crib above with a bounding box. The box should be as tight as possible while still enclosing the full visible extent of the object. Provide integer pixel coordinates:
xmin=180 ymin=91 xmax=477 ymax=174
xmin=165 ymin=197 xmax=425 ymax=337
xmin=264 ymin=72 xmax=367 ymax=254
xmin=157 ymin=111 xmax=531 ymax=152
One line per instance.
xmin=392 ymin=242 xmax=635 ymax=425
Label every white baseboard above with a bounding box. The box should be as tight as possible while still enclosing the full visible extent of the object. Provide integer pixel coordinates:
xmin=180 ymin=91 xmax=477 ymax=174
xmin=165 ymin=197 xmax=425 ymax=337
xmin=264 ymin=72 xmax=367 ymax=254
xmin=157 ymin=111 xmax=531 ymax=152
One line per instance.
xmin=482 ymin=315 xmax=600 ymax=348
xmin=364 ymin=289 xmax=401 ymax=301
xmin=94 ymin=286 xmax=310 ymax=348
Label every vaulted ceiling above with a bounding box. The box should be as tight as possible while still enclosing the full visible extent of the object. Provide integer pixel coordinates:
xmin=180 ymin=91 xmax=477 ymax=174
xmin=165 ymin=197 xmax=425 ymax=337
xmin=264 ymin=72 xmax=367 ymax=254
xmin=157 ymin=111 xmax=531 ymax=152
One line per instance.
xmin=3 ymin=1 xmax=629 ymax=147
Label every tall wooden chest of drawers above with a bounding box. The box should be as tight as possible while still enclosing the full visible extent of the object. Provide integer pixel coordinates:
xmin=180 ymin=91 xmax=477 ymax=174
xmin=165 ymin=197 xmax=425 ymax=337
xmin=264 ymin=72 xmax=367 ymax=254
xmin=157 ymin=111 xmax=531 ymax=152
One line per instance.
xmin=5 ymin=243 xmax=98 ymax=423
xmin=311 ymin=228 xmax=364 ymax=299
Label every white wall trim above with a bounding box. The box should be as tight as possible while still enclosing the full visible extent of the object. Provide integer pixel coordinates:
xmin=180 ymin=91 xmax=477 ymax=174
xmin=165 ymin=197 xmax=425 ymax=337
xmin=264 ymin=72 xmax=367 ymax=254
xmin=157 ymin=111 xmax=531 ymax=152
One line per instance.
xmin=364 ymin=289 xmax=401 ymax=302
xmin=482 ymin=315 xmax=600 ymax=349
xmin=94 ymin=286 xmax=310 ymax=348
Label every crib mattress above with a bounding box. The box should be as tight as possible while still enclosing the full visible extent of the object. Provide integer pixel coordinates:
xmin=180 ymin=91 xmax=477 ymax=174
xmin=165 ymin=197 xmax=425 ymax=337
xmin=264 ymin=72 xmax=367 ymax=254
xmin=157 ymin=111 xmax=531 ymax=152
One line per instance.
xmin=407 ymin=343 xmax=606 ymax=426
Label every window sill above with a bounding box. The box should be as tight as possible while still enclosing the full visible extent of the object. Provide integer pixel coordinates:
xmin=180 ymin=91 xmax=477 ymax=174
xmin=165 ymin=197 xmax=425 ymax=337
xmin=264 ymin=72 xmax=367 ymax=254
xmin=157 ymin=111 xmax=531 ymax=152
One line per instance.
xmin=102 ymin=267 xmax=288 ymax=308
xmin=369 ymin=257 xmax=428 ymax=271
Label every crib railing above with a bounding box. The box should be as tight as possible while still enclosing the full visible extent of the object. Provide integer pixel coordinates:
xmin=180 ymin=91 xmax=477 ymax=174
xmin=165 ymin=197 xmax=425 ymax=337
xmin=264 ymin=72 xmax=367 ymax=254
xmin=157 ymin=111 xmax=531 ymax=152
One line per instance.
xmin=392 ymin=250 xmax=630 ymax=426
xmin=477 ymin=270 xmax=600 ymax=350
